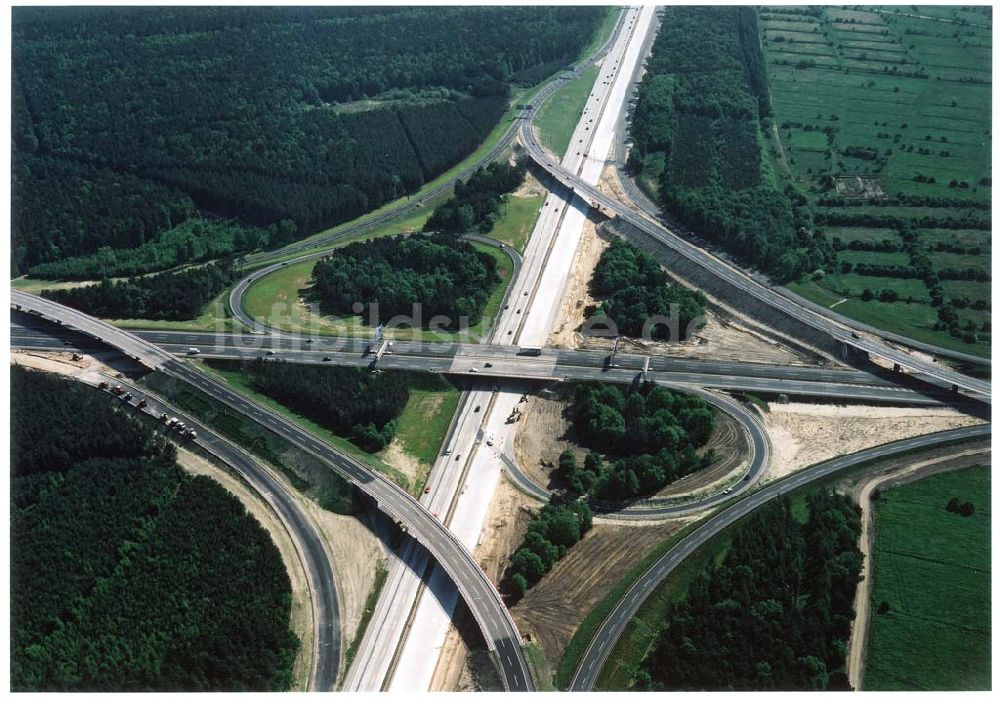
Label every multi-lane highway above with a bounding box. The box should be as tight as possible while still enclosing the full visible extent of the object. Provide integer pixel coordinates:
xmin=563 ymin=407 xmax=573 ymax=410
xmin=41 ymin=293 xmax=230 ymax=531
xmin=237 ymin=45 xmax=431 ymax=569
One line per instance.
xmin=517 ymin=116 xmax=992 ymax=399
xmin=10 ymin=289 xmax=536 ymax=692
xmin=345 ymin=7 xmax=658 ymax=690
xmin=568 ymin=422 xmax=991 ymax=691
xmin=11 ymin=320 xmax=973 ymax=407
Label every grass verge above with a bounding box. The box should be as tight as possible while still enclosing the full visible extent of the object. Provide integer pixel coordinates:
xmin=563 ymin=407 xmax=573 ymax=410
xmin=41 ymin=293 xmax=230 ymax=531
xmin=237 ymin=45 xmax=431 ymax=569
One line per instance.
xmin=242 ymin=238 xmax=514 ymax=344
xmin=195 ymin=359 xmax=412 ymax=491
xmin=535 ymin=64 xmax=600 ymax=158
xmin=340 ymin=560 xmax=389 ymax=682
xmin=490 ymin=194 xmax=545 ymax=252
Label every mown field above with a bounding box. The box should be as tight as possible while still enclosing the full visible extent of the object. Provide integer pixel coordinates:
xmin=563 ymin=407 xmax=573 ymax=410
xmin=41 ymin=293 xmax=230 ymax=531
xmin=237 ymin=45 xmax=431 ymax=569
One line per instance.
xmin=865 ymin=465 xmax=991 ymax=690
xmin=535 ymin=64 xmax=600 ymax=158
xmin=762 ymin=6 xmax=991 ymax=356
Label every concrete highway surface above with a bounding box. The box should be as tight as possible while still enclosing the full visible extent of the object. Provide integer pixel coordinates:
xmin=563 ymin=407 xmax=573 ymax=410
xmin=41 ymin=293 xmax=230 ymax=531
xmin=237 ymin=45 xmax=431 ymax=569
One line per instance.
xmin=568 ymin=422 xmax=991 ymax=691
xmin=344 ymin=7 xmax=657 ymax=690
xmin=11 ymin=320 xmax=971 ymax=407
xmin=517 ymin=116 xmax=991 ymax=399
xmin=11 ymin=289 xmax=535 ymax=692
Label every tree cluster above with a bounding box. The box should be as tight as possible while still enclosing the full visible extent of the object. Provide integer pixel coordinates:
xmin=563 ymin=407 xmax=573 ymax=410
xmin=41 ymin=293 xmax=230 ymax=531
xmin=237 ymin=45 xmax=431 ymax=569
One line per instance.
xmin=30 ymin=218 xmax=290 ymax=280
xmin=503 ymin=497 xmax=593 ymax=600
xmin=946 ymin=496 xmax=976 ymax=516
xmin=11 ymin=367 xmax=297 ymax=691
xmin=627 ymin=7 xmax=831 ymax=281
xmin=590 ymin=239 xmax=707 ymax=341
xmin=244 ymin=360 xmax=411 ymax=452
xmin=312 ymin=233 xmax=499 ymax=328
xmin=637 ymin=493 xmax=863 ymax=691
xmin=424 ymin=162 xmax=526 ymax=234
xmin=42 ymin=263 xmax=234 ymax=320
xmin=12 ymin=6 xmax=603 ymax=275
xmin=563 ymin=381 xmax=716 ymax=501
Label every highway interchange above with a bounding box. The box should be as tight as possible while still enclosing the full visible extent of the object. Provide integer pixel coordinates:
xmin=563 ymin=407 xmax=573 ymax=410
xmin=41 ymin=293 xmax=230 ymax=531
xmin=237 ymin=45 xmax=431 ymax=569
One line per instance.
xmin=9 ymin=3 xmax=993 ymax=693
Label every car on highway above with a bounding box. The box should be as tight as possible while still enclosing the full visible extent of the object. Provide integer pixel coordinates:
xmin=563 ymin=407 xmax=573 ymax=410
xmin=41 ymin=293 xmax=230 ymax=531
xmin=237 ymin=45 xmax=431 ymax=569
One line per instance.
xmin=266 ymin=350 xmax=276 ymax=355
xmin=484 ymin=362 xmax=493 ymax=368
xmin=323 ymin=356 xmax=332 ymax=361
xmin=424 ymin=486 xmax=431 ymax=494
xmin=474 ymin=405 xmax=481 ymax=412
xmin=486 ymin=439 xmax=494 ymax=447
xmin=469 ymin=367 xmax=478 ymax=372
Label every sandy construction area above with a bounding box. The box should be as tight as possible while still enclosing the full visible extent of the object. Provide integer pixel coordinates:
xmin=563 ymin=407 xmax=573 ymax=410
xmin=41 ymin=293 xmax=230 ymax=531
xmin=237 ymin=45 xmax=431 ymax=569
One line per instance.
xmin=511 ymin=518 xmax=693 ymax=673
xmin=513 ymin=393 xmax=575 ymax=490
xmin=763 ymin=402 xmax=985 ymax=481
xmin=547 ymin=215 xmax=609 ymax=349
xmin=430 ymin=477 xmax=541 ymax=691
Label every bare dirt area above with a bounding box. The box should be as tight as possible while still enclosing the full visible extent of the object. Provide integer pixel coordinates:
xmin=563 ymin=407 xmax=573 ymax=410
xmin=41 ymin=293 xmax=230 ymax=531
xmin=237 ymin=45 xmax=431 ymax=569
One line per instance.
xmin=512 ymin=518 xmax=693 ymax=673
xmin=763 ymin=402 xmax=985 ymax=482
xmin=380 ymin=439 xmax=424 ymax=491
xmin=513 ymin=168 xmax=548 ymax=198
xmin=559 ymin=308 xmax=812 ymax=366
xmin=653 ymin=408 xmax=749 ymax=499
xmin=548 ymin=216 xmax=609 ymax=349
xmin=174 ymin=447 xmax=315 ymax=691
xmin=624 ymin=311 xmax=811 ymax=365
xmin=430 ymin=477 xmax=541 ymax=692
xmin=513 ymin=392 xmax=576 ymax=490
xmin=841 ymin=445 xmax=990 ymax=689
xmin=11 ymin=349 xmax=143 ymax=381
xmin=302 ymin=503 xmax=385 ymax=650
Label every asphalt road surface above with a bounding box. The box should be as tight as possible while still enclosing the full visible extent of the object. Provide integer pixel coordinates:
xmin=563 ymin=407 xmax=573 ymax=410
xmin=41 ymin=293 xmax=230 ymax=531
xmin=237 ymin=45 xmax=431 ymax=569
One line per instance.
xmin=79 ymin=372 xmax=342 ymax=691
xmin=568 ymin=422 xmax=991 ymax=691
xmin=12 ymin=318 xmax=972 ymax=407
xmin=11 ymin=290 xmax=535 ymax=692
xmin=517 ymin=118 xmax=991 ymax=399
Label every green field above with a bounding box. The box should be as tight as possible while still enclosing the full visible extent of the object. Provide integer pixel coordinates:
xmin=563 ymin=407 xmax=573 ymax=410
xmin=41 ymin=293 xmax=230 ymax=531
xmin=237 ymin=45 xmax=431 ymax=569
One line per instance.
xmin=789 ymin=279 xmax=990 ymax=357
xmin=865 ymin=465 xmax=991 ymax=690
xmin=243 ymin=239 xmax=515 ymax=343
xmin=196 ymin=359 xmax=412 ymax=489
xmin=196 ymin=360 xmax=458 ymax=495
xmin=490 ymin=193 xmax=544 ymax=252
xmin=761 ymin=5 xmax=991 ymax=356
xmin=535 ymin=64 xmax=600 ymax=157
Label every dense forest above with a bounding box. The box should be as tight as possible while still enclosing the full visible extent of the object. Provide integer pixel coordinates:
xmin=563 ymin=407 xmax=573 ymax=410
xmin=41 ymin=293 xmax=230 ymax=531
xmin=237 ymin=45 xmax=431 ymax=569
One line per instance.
xmin=637 ymin=493 xmax=862 ymax=690
xmin=312 ymin=234 xmax=499 ymax=329
xmin=29 ymin=218 xmax=289 ymax=280
xmin=627 ymin=7 xmax=832 ymax=281
xmin=590 ymin=239 xmax=707 ymax=341
xmin=563 ymin=381 xmax=716 ymax=501
xmin=503 ymin=497 xmax=593 ymax=600
xmin=11 ymin=367 xmax=298 ymax=691
xmin=41 ymin=263 xmax=234 ymax=320
xmin=239 ymin=360 xmax=411 ymax=452
xmin=12 ymin=6 xmax=605 ymax=275
xmin=424 ymin=162 xmax=526 ymax=234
